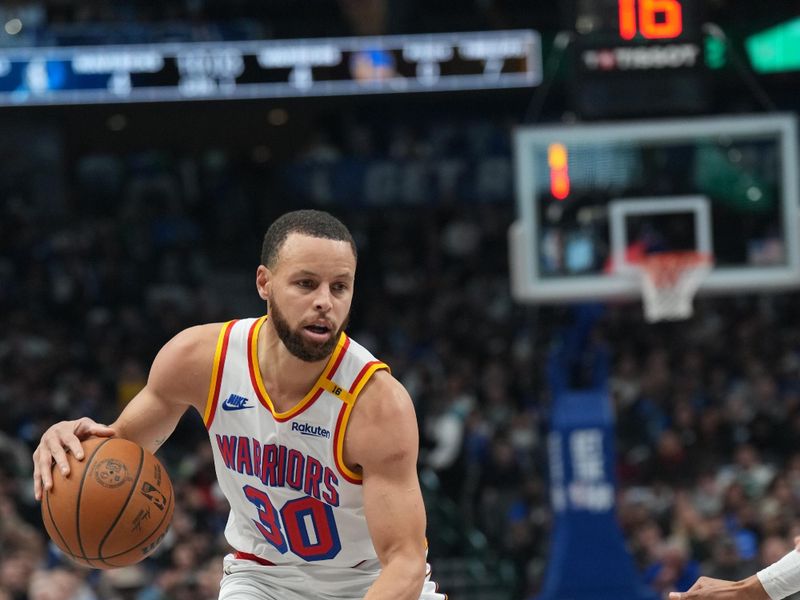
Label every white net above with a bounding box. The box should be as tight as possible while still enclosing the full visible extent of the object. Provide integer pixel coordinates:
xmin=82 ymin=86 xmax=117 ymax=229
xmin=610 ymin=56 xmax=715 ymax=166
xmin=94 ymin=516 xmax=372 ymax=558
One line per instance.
xmin=639 ymin=252 xmax=713 ymax=322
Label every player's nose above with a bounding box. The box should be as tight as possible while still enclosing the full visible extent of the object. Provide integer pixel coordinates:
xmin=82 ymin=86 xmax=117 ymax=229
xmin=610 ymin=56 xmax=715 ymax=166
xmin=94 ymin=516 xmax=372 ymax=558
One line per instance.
xmin=313 ymin=287 xmax=333 ymax=312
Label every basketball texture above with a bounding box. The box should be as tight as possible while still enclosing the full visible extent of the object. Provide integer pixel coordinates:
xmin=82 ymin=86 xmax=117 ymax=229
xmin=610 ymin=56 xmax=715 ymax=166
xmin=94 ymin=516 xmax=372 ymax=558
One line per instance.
xmin=41 ymin=437 xmax=174 ymax=569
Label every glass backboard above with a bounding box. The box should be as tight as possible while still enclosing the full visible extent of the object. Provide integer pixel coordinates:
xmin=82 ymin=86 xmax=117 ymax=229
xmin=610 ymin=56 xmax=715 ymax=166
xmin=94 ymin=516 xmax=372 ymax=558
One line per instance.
xmin=509 ymin=114 xmax=800 ymax=303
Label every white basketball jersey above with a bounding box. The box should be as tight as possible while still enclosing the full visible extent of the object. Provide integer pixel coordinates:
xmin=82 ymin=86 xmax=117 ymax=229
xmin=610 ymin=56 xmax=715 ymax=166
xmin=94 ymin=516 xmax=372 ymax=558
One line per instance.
xmin=203 ymin=316 xmax=389 ymax=567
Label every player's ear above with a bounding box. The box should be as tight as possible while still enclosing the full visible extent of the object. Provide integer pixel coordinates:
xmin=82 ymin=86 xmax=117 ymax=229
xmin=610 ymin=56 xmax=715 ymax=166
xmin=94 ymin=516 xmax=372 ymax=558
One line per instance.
xmin=256 ymin=265 xmax=271 ymax=301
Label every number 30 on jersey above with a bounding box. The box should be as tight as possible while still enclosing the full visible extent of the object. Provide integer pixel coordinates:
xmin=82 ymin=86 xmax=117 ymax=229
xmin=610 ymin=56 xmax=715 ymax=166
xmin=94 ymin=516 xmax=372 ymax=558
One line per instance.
xmin=244 ymin=485 xmax=342 ymax=561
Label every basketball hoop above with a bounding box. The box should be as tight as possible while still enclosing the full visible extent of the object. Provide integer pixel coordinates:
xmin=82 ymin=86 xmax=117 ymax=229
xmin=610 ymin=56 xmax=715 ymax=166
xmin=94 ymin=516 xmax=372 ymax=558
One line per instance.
xmin=637 ymin=251 xmax=713 ymax=322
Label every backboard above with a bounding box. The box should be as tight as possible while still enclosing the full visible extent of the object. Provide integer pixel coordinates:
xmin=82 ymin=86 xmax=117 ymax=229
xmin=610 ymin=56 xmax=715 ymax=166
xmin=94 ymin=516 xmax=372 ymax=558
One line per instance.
xmin=509 ymin=114 xmax=800 ymax=303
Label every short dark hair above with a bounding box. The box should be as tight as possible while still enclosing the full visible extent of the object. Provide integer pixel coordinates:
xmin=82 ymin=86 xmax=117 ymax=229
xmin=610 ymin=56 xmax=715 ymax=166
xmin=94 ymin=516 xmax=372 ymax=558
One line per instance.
xmin=260 ymin=209 xmax=357 ymax=268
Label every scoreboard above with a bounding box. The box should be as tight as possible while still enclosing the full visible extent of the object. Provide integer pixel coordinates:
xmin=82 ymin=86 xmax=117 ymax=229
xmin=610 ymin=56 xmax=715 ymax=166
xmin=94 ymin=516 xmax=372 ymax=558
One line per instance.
xmin=0 ymin=30 xmax=541 ymax=106
xmin=568 ymin=0 xmax=709 ymax=118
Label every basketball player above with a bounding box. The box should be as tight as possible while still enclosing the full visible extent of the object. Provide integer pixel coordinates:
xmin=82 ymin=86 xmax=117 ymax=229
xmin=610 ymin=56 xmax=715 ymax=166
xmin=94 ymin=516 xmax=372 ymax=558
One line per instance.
xmin=669 ymin=538 xmax=800 ymax=600
xmin=33 ymin=210 xmax=446 ymax=600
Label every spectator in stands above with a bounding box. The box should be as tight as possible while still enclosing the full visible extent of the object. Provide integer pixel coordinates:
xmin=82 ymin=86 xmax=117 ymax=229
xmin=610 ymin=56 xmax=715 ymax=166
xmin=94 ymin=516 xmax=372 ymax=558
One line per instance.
xmin=643 ymin=539 xmax=702 ymax=597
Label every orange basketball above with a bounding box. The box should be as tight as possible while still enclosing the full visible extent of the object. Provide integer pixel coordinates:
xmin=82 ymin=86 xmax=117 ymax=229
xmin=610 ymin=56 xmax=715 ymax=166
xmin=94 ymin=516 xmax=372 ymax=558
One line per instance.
xmin=41 ymin=437 xmax=174 ymax=569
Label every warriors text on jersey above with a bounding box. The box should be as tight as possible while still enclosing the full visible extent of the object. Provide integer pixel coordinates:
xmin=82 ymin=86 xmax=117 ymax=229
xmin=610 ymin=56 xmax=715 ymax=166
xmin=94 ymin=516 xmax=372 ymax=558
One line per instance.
xmin=203 ymin=316 xmax=389 ymax=567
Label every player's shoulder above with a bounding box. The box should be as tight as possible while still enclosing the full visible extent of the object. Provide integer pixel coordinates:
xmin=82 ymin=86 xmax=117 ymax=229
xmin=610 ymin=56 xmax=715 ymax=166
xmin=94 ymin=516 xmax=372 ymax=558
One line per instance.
xmin=148 ymin=322 xmax=232 ymax=408
xmin=348 ymin=369 xmax=419 ymax=467
xmin=167 ymin=322 xmax=229 ymax=353
xmin=152 ymin=321 xmax=230 ymax=375
xmin=359 ymin=368 xmax=404 ymax=395
xmin=354 ymin=370 xmax=415 ymax=424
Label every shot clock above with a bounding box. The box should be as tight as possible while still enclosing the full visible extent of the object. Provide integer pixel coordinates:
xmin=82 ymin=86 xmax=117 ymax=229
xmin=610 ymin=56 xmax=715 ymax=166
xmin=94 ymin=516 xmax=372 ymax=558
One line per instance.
xmin=617 ymin=0 xmax=686 ymax=41
xmin=567 ymin=0 xmax=709 ymax=118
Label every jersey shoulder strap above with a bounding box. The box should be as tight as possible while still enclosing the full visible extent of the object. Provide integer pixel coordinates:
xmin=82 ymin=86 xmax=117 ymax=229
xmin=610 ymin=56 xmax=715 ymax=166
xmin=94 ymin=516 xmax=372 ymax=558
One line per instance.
xmin=321 ymin=335 xmax=389 ymax=405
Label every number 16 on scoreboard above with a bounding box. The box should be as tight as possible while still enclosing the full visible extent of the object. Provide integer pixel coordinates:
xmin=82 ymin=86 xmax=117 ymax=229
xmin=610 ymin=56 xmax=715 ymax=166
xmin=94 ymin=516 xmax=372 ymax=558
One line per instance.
xmin=618 ymin=0 xmax=683 ymax=40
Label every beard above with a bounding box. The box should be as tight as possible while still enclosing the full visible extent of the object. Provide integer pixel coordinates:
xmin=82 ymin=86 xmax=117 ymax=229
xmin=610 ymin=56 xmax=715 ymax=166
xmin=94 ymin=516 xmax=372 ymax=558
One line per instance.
xmin=267 ymin=295 xmax=348 ymax=362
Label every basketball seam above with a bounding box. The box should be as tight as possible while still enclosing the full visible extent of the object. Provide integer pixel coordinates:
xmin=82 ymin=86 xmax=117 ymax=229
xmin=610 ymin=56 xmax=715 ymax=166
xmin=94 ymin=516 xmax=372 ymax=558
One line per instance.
xmin=75 ymin=438 xmax=113 ymax=568
xmin=96 ymin=444 xmax=144 ymax=567
xmin=44 ymin=489 xmax=76 ymax=558
xmin=84 ymin=482 xmax=174 ymax=563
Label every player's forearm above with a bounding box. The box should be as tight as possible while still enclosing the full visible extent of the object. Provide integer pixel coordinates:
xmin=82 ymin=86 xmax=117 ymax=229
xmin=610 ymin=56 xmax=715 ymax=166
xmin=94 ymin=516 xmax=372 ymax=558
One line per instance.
xmin=110 ymin=391 xmax=187 ymax=454
xmin=743 ymin=575 xmax=774 ymax=600
xmin=111 ymin=415 xmax=179 ymax=455
xmin=363 ymin=554 xmax=426 ymax=600
xmin=756 ymin=549 xmax=800 ymax=600
xmin=670 ymin=575 xmax=771 ymax=600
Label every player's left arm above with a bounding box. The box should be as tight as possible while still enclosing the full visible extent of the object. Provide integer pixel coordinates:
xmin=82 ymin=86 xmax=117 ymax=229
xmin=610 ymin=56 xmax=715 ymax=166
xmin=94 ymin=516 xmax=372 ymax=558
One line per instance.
xmin=346 ymin=370 xmax=428 ymax=600
xmin=671 ymin=539 xmax=800 ymax=600
xmin=668 ymin=576 xmax=770 ymax=600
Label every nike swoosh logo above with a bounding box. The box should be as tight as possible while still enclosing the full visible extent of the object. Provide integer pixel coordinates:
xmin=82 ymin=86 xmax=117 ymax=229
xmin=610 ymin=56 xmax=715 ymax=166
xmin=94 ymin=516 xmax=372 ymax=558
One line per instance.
xmin=221 ymin=397 xmax=254 ymax=411
xmin=222 ymin=403 xmax=253 ymax=411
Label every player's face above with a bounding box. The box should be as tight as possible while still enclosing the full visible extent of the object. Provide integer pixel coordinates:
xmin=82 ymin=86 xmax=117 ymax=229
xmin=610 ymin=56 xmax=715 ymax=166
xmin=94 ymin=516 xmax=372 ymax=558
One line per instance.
xmin=263 ymin=233 xmax=355 ymax=362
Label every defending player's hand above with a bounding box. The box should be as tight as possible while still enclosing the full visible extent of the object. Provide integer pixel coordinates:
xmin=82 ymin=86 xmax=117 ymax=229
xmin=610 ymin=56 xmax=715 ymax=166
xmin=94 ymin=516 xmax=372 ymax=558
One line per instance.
xmin=668 ymin=575 xmax=771 ymax=600
xmin=33 ymin=416 xmax=117 ymax=501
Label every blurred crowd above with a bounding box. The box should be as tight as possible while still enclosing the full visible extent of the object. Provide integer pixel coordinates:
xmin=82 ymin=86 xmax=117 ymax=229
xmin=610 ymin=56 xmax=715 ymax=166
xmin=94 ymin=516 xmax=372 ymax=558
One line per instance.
xmin=4 ymin=116 xmax=800 ymax=600
xmin=609 ymin=296 xmax=800 ymax=600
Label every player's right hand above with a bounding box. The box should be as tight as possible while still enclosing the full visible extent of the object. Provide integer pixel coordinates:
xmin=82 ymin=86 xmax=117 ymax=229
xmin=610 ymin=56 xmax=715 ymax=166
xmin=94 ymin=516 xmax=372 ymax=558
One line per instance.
xmin=33 ymin=417 xmax=117 ymax=501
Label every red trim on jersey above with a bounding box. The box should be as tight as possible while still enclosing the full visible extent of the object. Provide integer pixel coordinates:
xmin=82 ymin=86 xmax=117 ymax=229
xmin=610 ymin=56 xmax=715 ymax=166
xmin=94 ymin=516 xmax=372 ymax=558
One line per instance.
xmin=333 ymin=403 xmax=362 ymax=484
xmin=273 ymin=387 xmax=324 ymax=422
xmin=326 ymin=336 xmax=350 ymax=380
xmin=349 ymin=360 xmax=383 ymax=394
xmin=204 ymin=320 xmax=236 ymax=429
xmin=247 ymin=318 xmax=271 ymax=412
xmin=248 ymin=320 xmax=349 ymax=421
xmin=234 ymin=552 xmax=373 ymax=570
xmin=234 ymin=550 xmax=276 ymax=566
